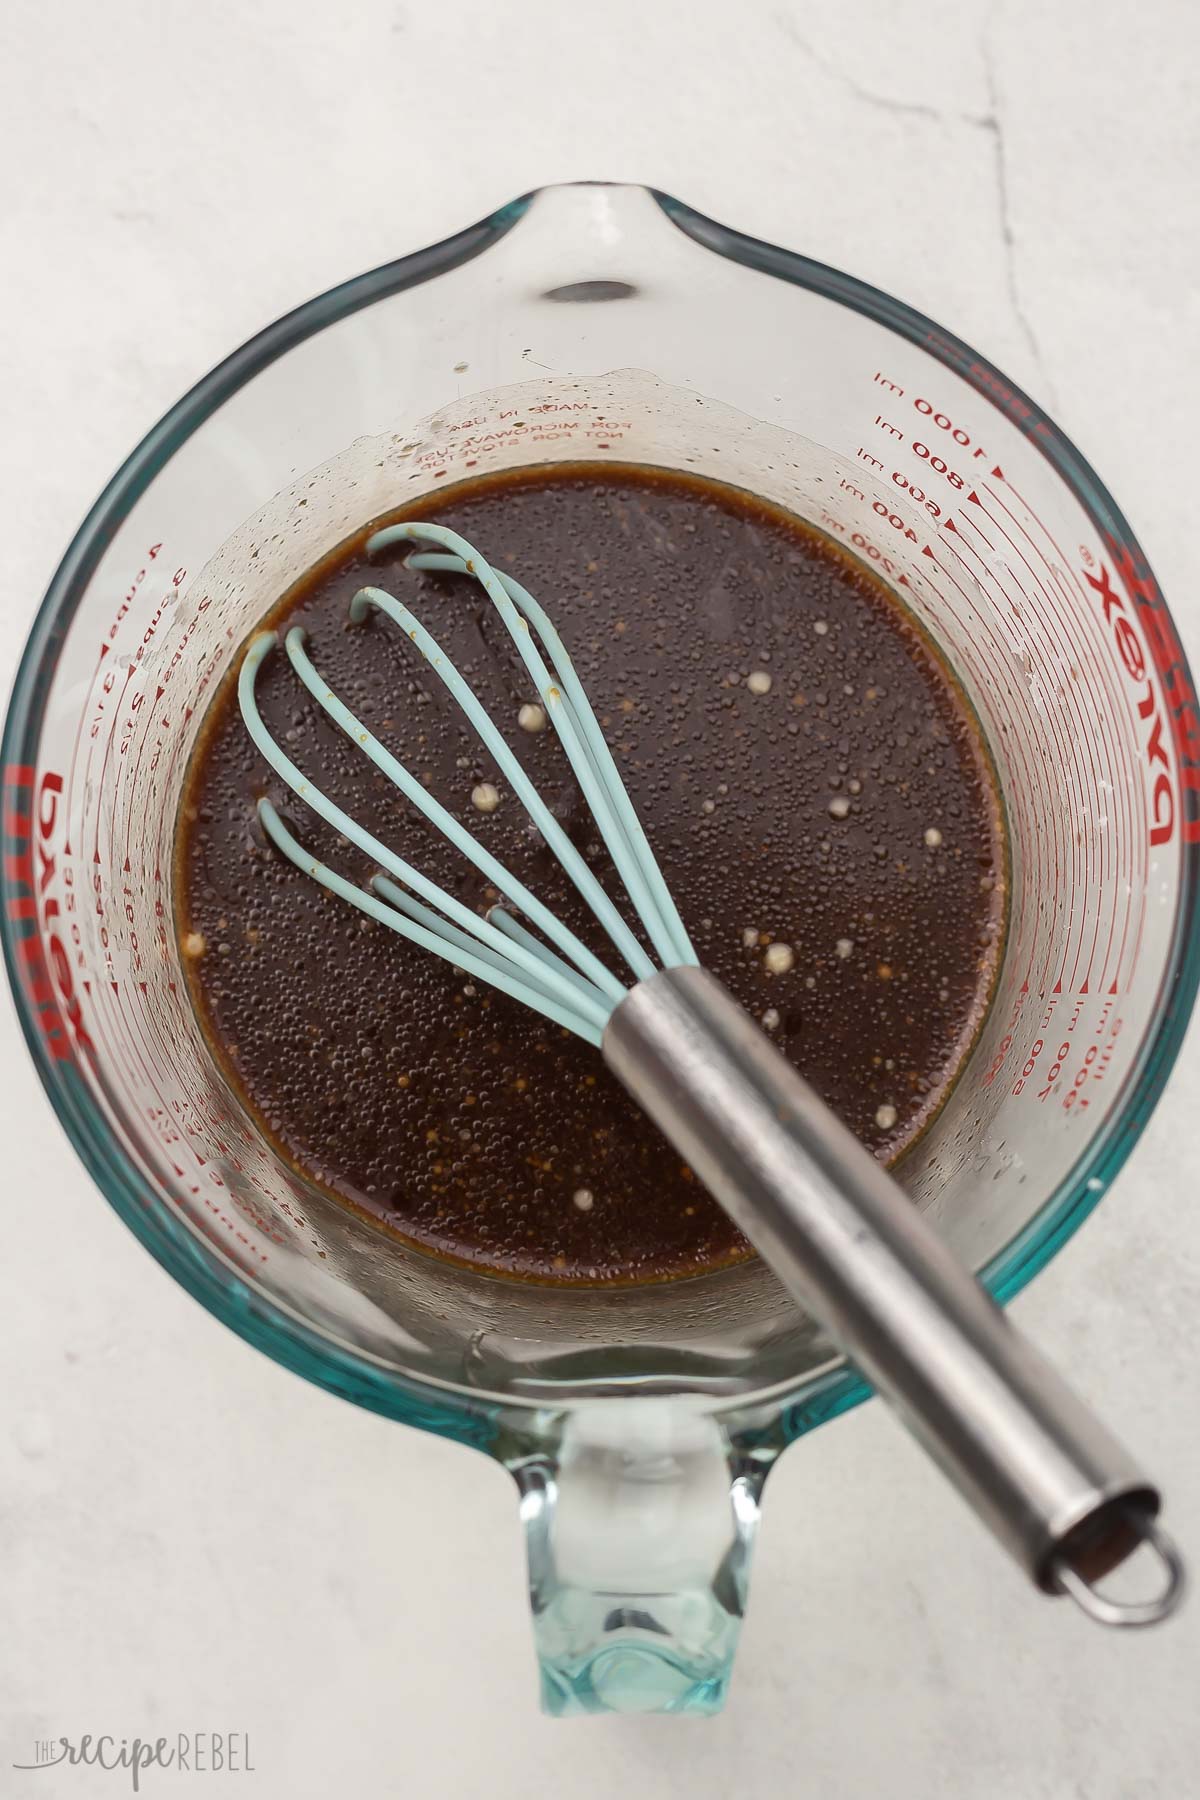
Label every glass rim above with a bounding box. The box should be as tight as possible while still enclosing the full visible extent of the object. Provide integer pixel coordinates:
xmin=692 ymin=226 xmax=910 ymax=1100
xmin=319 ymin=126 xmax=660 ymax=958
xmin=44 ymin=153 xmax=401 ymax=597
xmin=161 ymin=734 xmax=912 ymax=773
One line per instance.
xmin=4 ymin=181 xmax=1198 ymax=1443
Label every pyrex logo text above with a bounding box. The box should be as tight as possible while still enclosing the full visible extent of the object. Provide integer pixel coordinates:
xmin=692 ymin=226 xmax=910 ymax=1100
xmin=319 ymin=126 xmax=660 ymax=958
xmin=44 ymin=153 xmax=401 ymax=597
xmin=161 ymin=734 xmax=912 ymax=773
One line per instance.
xmin=36 ymin=769 xmax=95 ymax=1061
xmin=1085 ymin=563 xmax=1174 ymax=847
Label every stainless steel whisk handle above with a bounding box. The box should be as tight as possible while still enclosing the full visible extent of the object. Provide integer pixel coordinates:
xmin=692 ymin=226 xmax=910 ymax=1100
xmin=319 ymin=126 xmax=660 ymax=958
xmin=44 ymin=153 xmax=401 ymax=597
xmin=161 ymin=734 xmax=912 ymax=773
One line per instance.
xmin=604 ymin=966 xmax=1184 ymax=1626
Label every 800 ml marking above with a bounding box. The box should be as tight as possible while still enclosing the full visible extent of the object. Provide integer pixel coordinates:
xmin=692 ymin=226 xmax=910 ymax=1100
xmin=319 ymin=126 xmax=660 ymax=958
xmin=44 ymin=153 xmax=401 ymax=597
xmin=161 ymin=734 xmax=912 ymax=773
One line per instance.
xmin=911 ymin=444 xmax=969 ymax=487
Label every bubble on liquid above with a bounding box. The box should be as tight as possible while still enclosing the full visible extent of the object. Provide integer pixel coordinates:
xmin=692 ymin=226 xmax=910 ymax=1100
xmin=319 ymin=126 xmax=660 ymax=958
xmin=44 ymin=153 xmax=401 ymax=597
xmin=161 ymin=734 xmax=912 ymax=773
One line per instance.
xmin=177 ymin=466 xmax=1004 ymax=1284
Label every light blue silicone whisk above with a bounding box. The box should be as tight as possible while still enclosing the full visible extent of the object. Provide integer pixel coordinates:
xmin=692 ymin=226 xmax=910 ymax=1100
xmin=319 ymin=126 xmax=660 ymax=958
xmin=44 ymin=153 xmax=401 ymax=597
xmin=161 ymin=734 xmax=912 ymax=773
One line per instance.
xmin=237 ymin=521 xmax=1182 ymax=1630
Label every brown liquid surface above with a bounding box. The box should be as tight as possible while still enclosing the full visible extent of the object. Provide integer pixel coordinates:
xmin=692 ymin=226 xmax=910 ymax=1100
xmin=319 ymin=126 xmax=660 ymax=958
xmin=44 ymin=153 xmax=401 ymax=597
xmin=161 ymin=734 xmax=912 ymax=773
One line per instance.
xmin=178 ymin=465 xmax=1005 ymax=1284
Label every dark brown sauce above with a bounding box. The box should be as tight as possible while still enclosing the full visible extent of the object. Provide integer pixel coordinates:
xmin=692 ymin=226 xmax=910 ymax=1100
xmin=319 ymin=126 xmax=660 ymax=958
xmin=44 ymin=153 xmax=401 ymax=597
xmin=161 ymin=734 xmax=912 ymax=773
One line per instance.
xmin=177 ymin=465 xmax=1006 ymax=1284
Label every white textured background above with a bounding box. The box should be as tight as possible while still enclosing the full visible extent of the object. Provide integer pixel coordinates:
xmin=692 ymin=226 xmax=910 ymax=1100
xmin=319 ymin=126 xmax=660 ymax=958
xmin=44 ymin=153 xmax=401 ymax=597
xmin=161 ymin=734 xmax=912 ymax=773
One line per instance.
xmin=2 ymin=2 xmax=1198 ymax=1795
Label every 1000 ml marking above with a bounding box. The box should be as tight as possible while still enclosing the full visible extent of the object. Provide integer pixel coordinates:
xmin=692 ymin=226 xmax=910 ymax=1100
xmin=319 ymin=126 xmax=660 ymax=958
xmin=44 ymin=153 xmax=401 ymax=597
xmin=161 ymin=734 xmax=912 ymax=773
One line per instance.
xmin=868 ymin=374 xmax=995 ymax=466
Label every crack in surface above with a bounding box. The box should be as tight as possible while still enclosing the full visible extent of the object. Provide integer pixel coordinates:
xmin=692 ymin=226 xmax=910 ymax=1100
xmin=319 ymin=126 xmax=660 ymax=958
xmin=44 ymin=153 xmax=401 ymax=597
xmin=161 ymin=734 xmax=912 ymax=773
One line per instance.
xmin=773 ymin=17 xmax=955 ymax=123
xmin=978 ymin=24 xmax=1056 ymax=405
xmin=773 ymin=8 xmax=1055 ymax=405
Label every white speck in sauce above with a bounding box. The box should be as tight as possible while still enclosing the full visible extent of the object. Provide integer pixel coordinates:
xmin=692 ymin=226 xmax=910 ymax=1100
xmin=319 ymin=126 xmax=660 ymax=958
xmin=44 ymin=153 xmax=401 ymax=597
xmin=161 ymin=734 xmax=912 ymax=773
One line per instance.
xmin=875 ymin=1103 xmax=898 ymax=1130
xmin=764 ymin=942 xmax=794 ymax=975
xmin=747 ymin=669 xmax=773 ymax=695
xmin=471 ymin=782 xmax=501 ymax=813
xmin=924 ymin=826 xmax=943 ymax=847
xmin=828 ymin=795 xmax=851 ymax=819
xmin=518 ymin=703 xmax=547 ymax=734
xmin=572 ymin=1187 xmax=594 ymax=1211
xmin=762 ymin=1007 xmax=781 ymax=1031
xmin=836 ymin=937 xmax=854 ymax=959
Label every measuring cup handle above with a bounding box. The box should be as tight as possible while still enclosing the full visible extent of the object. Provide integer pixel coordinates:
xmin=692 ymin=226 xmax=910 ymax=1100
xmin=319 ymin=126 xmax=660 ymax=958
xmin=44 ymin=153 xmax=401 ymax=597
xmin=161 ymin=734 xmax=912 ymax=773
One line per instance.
xmin=508 ymin=1401 xmax=763 ymax=1716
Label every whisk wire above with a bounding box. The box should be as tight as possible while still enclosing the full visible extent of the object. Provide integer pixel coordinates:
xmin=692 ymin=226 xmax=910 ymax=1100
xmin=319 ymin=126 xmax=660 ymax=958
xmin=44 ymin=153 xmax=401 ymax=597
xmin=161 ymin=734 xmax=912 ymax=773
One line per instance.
xmin=484 ymin=903 xmax=617 ymax=1015
xmin=368 ymin=873 xmax=608 ymax=1027
xmin=238 ymin=633 xmax=607 ymax=1032
xmin=253 ymin=798 xmax=603 ymax=1042
xmin=391 ymin=528 xmax=696 ymax=972
xmin=239 ymin=522 xmax=699 ymax=1045
xmin=281 ymin=621 xmax=625 ymax=1006
xmin=346 ymin=587 xmax=648 ymax=991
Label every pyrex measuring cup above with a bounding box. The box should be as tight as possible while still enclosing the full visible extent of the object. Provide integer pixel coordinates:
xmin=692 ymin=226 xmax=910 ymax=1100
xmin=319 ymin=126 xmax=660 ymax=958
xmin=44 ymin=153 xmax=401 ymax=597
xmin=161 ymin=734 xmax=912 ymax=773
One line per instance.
xmin=4 ymin=183 xmax=1198 ymax=1717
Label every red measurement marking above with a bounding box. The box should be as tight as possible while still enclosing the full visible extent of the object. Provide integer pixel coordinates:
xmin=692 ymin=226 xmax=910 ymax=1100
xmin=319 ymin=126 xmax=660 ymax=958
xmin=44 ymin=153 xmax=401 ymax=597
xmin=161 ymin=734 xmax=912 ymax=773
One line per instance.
xmin=957 ymin=504 xmax=1103 ymax=974
xmin=1127 ymin=852 xmax=1151 ymax=1000
xmin=986 ymin=465 xmax=1064 ymax=552
xmin=122 ymin=684 xmax=166 ymax=865
xmin=981 ymin=485 xmax=1134 ymax=764
xmin=979 ymin=485 xmax=1135 ymax=742
xmin=970 ymin=490 xmax=1135 ymax=992
xmin=122 ymin=982 xmax=204 ymax=1153
xmin=63 ymin=644 xmax=111 ymax=853
xmin=90 ymin=959 xmax=271 ymax=1260
xmin=113 ymin=950 xmax=252 ymax=1194
xmin=80 ymin=972 xmax=146 ymax=1098
xmin=980 ymin=482 xmax=1148 ymax=992
xmin=919 ymin=543 xmax=1048 ymax=997
xmin=926 ymin=532 xmax=1054 ymax=989
xmin=91 ymin=663 xmax=138 ymax=867
xmin=933 ymin=530 xmax=1077 ymax=999
xmin=106 ymin=975 xmax=198 ymax=1178
xmin=959 ymin=509 xmax=995 ymax=553
xmin=152 ymin=703 xmax=196 ymax=812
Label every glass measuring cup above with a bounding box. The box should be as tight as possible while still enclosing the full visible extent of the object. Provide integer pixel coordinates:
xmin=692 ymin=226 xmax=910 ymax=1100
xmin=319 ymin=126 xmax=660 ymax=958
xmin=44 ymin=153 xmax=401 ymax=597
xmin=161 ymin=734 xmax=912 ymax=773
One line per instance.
xmin=3 ymin=182 xmax=1197 ymax=1717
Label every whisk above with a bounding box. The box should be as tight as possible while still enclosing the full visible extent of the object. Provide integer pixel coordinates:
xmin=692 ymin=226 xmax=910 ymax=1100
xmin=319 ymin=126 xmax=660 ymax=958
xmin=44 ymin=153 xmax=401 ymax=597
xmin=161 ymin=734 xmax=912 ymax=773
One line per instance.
xmin=239 ymin=520 xmax=1182 ymax=1628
